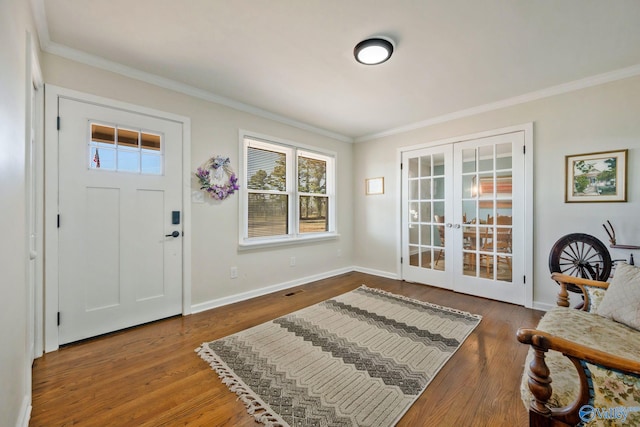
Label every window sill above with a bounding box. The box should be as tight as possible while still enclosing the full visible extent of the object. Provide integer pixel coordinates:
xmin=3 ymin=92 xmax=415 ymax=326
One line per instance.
xmin=238 ymin=233 xmax=340 ymax=251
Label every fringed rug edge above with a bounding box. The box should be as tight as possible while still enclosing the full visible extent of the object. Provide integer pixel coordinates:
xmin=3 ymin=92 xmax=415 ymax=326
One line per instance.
xmin=195 ymin=343 xmax=290 ymax=427
xmin=356 ymin=284 xmax=483 ymax=321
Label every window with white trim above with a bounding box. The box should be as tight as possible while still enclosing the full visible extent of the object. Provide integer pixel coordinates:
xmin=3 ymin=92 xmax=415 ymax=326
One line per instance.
xmin=241 ymin=135 xmax=336 ymax=245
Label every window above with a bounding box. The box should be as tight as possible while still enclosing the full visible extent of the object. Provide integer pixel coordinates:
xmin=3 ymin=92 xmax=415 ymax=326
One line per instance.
xmin=241 ymin=134 xmax=336 ymax=246
xmin=89 ymin=123 xmax=163 ymax=175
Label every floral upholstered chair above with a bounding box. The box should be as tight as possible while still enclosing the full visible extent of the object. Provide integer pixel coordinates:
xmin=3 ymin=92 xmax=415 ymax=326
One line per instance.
xmin=518 ymin=263 xmax=640 ymax=426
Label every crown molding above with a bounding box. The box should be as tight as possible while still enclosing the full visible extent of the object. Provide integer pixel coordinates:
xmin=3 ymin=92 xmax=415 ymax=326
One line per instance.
xmin=43 ymin=41 xmax=354 ymax=143
xmin=355 ymin=63 xmax=640 ymax=143
xmin=31 ymin=0 xmax=640 ymax=145
xmin=30 ymin=0 xmax=352 ymax=143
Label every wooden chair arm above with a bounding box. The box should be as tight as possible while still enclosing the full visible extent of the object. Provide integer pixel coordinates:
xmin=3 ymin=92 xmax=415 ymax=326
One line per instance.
xmin=551 ymin=273 xmax=609 ymax=309
xmin=518 ymin=327 xmax=640 ymax=426
xmin=550 ymin=273 xmax=609 ymax=289
xmin=517 ymin=328 xmax=640 ymax=374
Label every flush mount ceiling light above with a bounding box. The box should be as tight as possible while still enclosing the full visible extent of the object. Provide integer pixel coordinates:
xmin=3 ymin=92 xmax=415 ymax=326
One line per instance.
xmin=354 ymin=37 xmax=394 ymax=65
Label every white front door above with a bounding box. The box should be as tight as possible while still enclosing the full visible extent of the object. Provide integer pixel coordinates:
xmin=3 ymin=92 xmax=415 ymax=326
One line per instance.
xmin=401 ymin=130 xmax=528 ymax=305
xmin=57 ymin=98 xmax=183 ymax=344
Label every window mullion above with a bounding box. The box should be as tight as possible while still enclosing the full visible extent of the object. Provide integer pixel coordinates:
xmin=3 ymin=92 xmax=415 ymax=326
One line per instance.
xmin=290 ymin=148 xmax=298 ymax=237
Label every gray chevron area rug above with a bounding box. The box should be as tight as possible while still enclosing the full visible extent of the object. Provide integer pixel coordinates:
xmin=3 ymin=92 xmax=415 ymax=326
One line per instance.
xmin=196 ymin=285 xmax=481 ymax=427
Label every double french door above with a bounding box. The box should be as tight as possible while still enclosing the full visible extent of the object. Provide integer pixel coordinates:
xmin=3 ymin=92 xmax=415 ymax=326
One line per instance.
xmin=401 ymin=131 xmax=527 ymax=305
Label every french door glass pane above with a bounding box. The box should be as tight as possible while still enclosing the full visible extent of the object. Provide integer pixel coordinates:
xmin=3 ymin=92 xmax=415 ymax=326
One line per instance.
xmin=408 ymin=157 xmax=419 ymax=178
xmin=406 ymin=153 xmax=445 ymax=272
xmin=460 ymin=143 xmax=512 ymax=282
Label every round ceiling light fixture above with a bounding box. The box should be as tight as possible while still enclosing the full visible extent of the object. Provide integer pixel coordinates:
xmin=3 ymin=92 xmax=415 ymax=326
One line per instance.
xmin=354 ymin=37 xmax=394 ymax=65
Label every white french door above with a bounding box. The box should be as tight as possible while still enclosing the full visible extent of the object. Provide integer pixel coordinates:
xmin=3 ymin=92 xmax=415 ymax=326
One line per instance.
xmin=402 ymin=130 xmax=528 ymax=305
xmin=401 ymin=145 xmax=453 ymax=288
xmin=57 ymin=98 xmax=184 ymax=344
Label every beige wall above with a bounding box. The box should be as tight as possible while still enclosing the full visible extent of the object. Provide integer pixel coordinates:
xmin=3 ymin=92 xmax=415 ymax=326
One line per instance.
xmin=42 ymin=53 xmax=355 ymax=307
xmin=353 ymin=75 xmax=640 ymax=307
xmin=0 ymin=0 xmax=38 ymax=424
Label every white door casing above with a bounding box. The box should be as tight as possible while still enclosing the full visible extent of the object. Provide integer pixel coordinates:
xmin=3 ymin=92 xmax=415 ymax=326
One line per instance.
xmin=400 ymin=125 xmax=533 ymax=307
xmin=44 ymin=86 xmax=192 ymax=351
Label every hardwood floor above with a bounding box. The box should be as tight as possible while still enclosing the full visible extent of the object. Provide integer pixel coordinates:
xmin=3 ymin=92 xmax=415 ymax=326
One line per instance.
xmin=31 ymin=272 xmax=543 ymax=427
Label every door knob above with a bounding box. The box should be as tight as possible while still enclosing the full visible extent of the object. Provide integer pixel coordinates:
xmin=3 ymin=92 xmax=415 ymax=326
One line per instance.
xmin=446 ymin=223 xmax=453 ymax=228
xmin=165 ymin=231 xmax=180 ymax=238
xmin=454 ymin=224 xmax=461 ymax=229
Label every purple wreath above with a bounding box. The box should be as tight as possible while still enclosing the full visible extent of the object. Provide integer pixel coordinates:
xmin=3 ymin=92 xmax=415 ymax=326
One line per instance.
xmin=195 ymin=156 xmax=240 ymax=200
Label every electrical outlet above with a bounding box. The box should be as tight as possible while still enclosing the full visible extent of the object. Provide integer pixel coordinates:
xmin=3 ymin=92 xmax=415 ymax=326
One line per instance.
xmin=230 ymin=266 xmax=238 ymax=279
xmin=290 ymin=256 xmax=296 ymax=267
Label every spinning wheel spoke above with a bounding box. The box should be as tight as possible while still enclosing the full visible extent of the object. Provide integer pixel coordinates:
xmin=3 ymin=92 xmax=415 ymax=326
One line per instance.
xmin=549 ymin=233 xmax=611 ymax=286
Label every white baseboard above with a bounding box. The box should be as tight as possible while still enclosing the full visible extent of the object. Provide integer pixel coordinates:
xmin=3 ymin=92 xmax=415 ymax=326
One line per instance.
xmin=191 ymin=266 xmax=354 ymax=314
xmin=531 ymin=301 xmax=553 ymax=312
xmin=353 ymin=266 xmax=399 ymax=280
xmin=190 ymin=264 xmax=551 ymax=315
xmin=15 ymin=395 xmax=31 ymax=427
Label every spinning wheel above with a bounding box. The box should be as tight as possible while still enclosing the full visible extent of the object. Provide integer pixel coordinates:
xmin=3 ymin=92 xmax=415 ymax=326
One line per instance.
xmin=548 ymin=233 xmax=612 ymax=291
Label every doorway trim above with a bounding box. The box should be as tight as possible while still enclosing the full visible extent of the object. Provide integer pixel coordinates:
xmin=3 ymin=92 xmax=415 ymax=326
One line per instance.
xmin=396 ymin=123 xmax=534 ymax=308
xmin=43 ymin=85 xmax=192 ymax=352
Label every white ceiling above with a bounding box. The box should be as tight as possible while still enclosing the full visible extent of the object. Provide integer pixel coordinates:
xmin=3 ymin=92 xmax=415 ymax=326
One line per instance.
xmin=36 ymin=0 xmax=640 ymax=142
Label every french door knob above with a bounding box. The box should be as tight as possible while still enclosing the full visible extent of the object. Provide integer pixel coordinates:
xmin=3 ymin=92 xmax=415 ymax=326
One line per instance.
xmin=446 ymin=223 xmax=453 ymax=228
xmin=454 ymin=224 xmax=461 ymax=229
xmin=165 ymin=230 xmax=180 ymax=238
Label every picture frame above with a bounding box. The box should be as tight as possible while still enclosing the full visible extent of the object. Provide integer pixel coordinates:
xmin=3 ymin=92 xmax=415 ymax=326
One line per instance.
xmin=365 ymin=177 xmax=384 ymax=195
xmin=565 ymin=149 xmax=627 ymax=203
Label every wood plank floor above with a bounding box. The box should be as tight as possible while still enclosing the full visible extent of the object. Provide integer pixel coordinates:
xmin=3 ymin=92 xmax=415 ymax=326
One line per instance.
xmin=31 ymin=272 xmax=543 ymax=427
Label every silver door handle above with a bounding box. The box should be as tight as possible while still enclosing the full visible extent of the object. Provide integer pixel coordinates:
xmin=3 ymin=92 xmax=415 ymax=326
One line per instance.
xmin=446 ymin=223 xmax=453 ymax=228
xmin=454 ymin=224 xmax=461 ymax=229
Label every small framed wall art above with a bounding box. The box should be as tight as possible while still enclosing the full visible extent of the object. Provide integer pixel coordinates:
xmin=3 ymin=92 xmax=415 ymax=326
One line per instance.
xmin=365 ymin=177 xmax=384 ymax=195
xmin=565 ymin=149 xmax=627 ymax=203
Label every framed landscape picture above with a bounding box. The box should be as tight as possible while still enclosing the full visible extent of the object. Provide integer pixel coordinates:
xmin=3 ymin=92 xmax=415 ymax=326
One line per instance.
xmin=565 ymin=149 xmax=627 ymax=203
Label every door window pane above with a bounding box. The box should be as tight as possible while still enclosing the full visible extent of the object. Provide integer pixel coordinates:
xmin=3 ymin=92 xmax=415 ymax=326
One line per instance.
xmin=462 ymin=149 xmax=476 ymax=173
xmin=88 ymin=123 xmax=163 ymax=175
xmin=89 ymin=147 xmax=115 ymax=170
xmin=478 ymin=145 xmax=493 ymax=171
xmin=141 ymin=133 xmax=161 ymax=151
xmin=91 ymin=124 xmax=115 ymax=145
xmin=117 ymin=149 xmax=140 ymax=173
xmin=433 ymin=153 xmax=445 ymax=175
xmin=409 ymin=180 xmax=419 ymax=200
xmin=409 ymin=224 xmax=419 ymax=245
xmin=433 ymin=201 xmax=444 ymax=220
xmin=408 ymin=157 xmax=419 ymax=178
xmin=141 ymin=154 xmax=162 ymax=175
xmin=496 ymin=143 xmax=512 ymax=169
xmin=421 ymin=224 xmax=431 ymax=246
xmin=421 ymin=248 xmax=432 ymax=269
xmin=420 ymin=178 xmax=431 ymax=199
xmin=409 ymin=246 xmax=419 ymax=266
xmin=433 ymin=177 xmax=445 ymax=199
xmin=419 ymin=202 xmax=431 ymax=223
xmin=118 ymin=128 xmax=138 ymax=148
xmin=420 ymin=156 xmax=431 ymax=177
